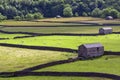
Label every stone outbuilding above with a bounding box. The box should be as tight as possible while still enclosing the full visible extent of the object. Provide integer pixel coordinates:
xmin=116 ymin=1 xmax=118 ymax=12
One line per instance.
xmin=99 ymin=27 xmax=113 ymax=35
xmin=78 ymin=43 xmax=104 ymax=58
xmin=106 ymin=16 xmax=113 ymax=20
xmin=56 ymin=15 xmax=62 ymax=18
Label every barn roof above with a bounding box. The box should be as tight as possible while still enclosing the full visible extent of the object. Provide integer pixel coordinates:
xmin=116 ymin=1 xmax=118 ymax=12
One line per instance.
xmin=106 ymin=16 xmax=113 ymax=18
xmin=100 ymin=27 xmax=112 ymax=30
xmin=106 ymin=16 xmax=113 ymax=20
xmin=82 ymin=43 xmax=103 ymax=48
xmin=56 ymin=15 xmax=61 ymax=18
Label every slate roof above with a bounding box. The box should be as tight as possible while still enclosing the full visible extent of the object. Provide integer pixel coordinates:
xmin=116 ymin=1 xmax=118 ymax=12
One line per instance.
xmin=106 ymin=16 xmax=113 ymax=18
xmin=100 ymin=27 xmax=112 ymax=30
xmin=56 ymin=15 xmax=61 ymax=18
xmin=82 ymin=43 xmax=103 ymax=48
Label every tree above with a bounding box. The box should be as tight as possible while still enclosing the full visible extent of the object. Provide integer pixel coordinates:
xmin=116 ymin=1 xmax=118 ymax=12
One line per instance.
xmin=110 ymin=9 xmax=119 ymax=18
xmin=63 ymin=6 xmax=73 ymax=17
xmin=51 ymin=4 xmax=64 ymax=17
xmin=82 ymin=12 xmax=88 ymax=17
xmin=20 ymin=14 xmax=25 ymax=20
xmin=101 ymin=8 xmax=120 ymax=18
xmin=118 ymin=13 xmax=120 ymax=19
xmin=74 ymin=12 xmax=79 ymax=17
xmin=101 ymin=8 xmax=111 ymax=18
xmin=0 ymin=13 xmax=7 ymax=21
xmin=91 ymin=8 xmax=102 ymax=17
xmin=33 ymin=13 xmax=43 ymax=19
xmin=25 ymin=13 xmax=34 ymax=21
xmin=0 ymin=0 xmax=120 ymax=19
xmin=14 ymin=16 xmax=21 ymax=21
xmin=4 ymin=6 xmax=18 ymax=19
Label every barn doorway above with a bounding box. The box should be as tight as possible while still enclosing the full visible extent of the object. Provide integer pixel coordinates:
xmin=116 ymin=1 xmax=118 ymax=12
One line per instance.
xmin=97 ymin=47 xmax=99 ymax=52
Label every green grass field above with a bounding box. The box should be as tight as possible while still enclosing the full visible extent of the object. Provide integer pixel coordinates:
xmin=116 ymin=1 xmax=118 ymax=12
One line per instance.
xmin=38 ymin=17 xmax=102 ymax=22
xmin=0 ymin=17 xmax=120 ymax=80
xmin=0 ymin=20 xmax=86 ymax=27
xmin=0 ymin=34 xmax=119 ymax=51
xmin=0 ymin=20 xmax=66 ymax=26
xmin=0 ymin=33 xmax=29 ymax=39
xmin=0 ymin=17 xmax=100 ymax=26
xmin=0 ymin=46 xmax=112 ymax=80
xmin=0 ymin=17 xmax=120 ymax=27
xmin=36 ymin=55 xmax=120 ymax=75
xmin=0 ymin=46 xmax=76 ymax=72
xmin=38 ymin=17 xmax=120 ymax=24
xmin=0 ymin=26 xmax=120 ymax=34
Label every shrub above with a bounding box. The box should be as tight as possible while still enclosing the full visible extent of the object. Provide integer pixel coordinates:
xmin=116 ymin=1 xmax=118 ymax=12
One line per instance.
xmin=63 ymin=7 xmax=73 ymax=17
xmin=33 ymin=12 xmax=43 ymax=19
xmin=0 ymin=13 xmax=7 ymax=21
xmin=91 ymin=8 xmax=102 ymax=17
xmin=14 ymin=16 xmax=21 ymax=21
xmin=101 ymin=8 xmax=120 ymax=18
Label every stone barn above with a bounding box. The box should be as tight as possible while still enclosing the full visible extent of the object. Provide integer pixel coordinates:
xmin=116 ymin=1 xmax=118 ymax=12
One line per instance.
xmin=78 ymin=43 xmax=104 ymax=58
xmin=106 ymin=16 xmax=113 ymax=20
xmin=99 ymin=27 xmax=113 ymax=34
xmin=56 ymin=15 xmax=62 ymax=18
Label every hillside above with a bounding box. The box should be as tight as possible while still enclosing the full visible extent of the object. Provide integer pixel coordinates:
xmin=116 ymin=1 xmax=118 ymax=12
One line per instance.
xmin=0 ymin=0 xmax=120 ymax=20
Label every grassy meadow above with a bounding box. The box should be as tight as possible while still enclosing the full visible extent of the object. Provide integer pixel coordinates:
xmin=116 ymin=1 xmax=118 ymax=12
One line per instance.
xmin=0 ymin=17 xmax=120 ymax=34
xmin=0 ymin=46 xmax=76 ymax=72
xmin=0 ymin=20 xmax=65 ymax=26
xmin=36 ymin=55 xmax=120 ymax=75
xmin=38 ymin=17 xmax=120 ymax=24
xmin=0 ymin=26 xmax=120 ymax=34
xmin=0 ymin=33 xmax=29 ymax=39
xmin=0 ymin=17 xmax=120 ymax=80
xmin=38 ymin=17 xmax=102 ymax=22
xmin=0 ymin=46 xmax=114 ymax=80
xmin=0 ymin=34 xmax=119 ymax=52
xmin=0 ymin=20 xmax=85 ymax=27
xmin=0 ymin=17 xmax=101 ymax=26
xmin=0 ymin=17 xmax=120 ymax=27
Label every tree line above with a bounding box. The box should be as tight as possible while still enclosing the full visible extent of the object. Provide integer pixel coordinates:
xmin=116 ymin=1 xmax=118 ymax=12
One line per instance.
xmin=0 ymin=0 xmax=120 ymax=21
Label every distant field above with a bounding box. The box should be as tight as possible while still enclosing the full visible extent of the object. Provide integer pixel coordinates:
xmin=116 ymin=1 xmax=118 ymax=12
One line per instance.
xmin=0 ymin=33 xmax=29 ymax=39
xmin=0 ymin=17 xmax=120 ymax=27
xmin=0 ymin=34 xmax=120 ymax=51
xmin=81 ymin=20 xmax=120 ymax=24
xmin=0 ymin=46 xmax=75 ymax=72
xmin=0 ymin=20 xmax=85 ymax=27
xmin=0 ymin=26 xmax=120 ymax=34
xmin=38 ymin=17 xmax=120 ymax=24
xmin=0 ymin=17 xmax=101 ymax=26
xmin=36 ymin=55 xmax=120 ymax=76
xmin=38 ymin=17 xmax=102 ymax=22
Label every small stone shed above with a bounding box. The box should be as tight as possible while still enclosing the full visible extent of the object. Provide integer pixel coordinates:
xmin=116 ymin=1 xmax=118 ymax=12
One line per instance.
xmin=106 ymin=16 xmax=113 ymax=20
xmin=56 ymin=15 xmax=62 ymax=18
xmin=99 ymin=27 xmax=113 ymax=34
xmin=78 ymin=43 xmax=104 ymax=58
